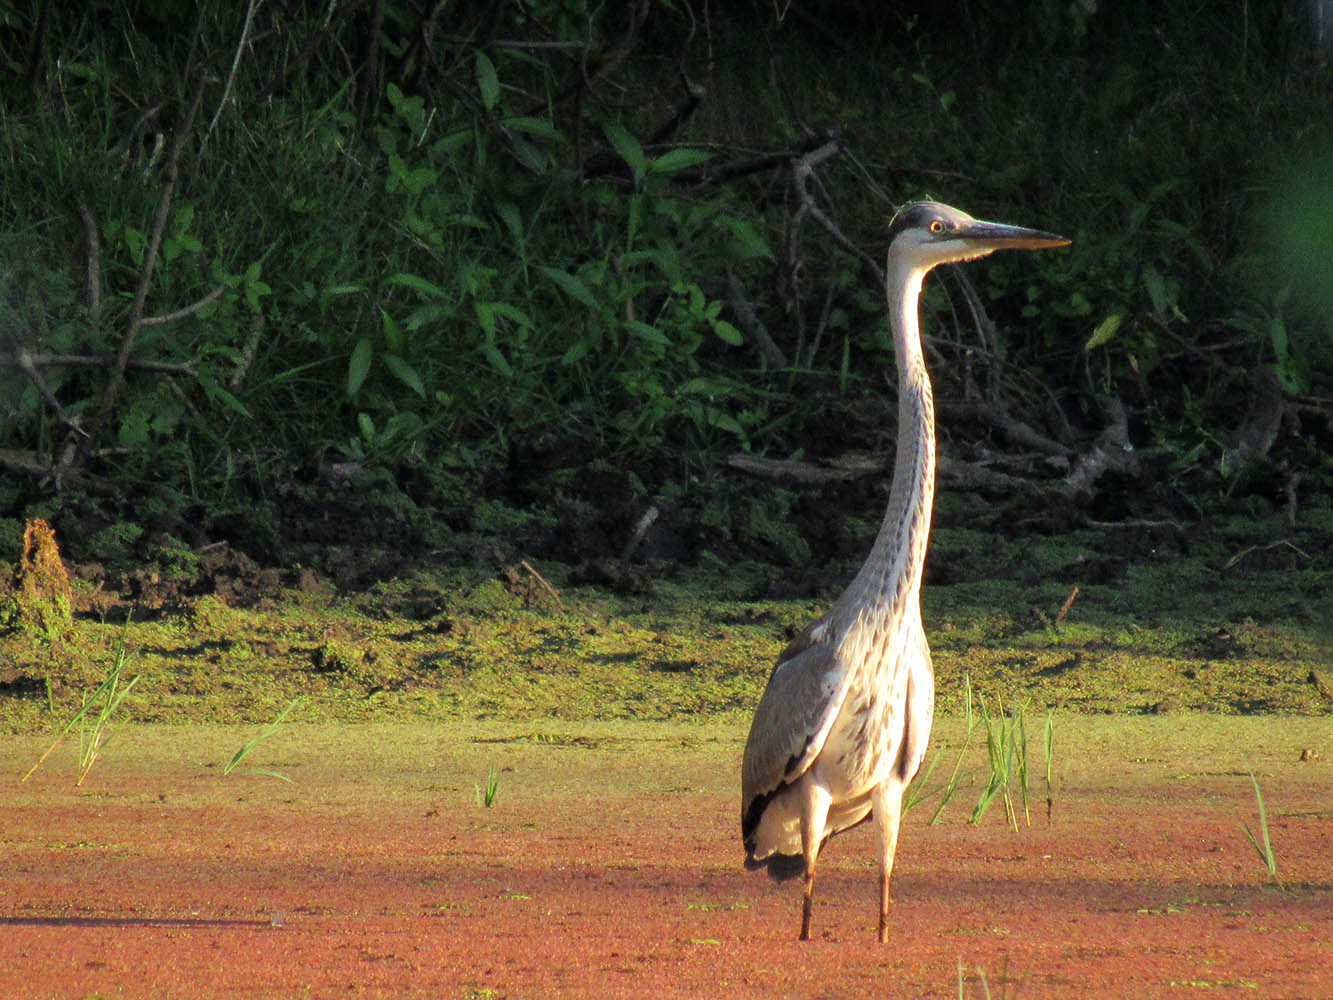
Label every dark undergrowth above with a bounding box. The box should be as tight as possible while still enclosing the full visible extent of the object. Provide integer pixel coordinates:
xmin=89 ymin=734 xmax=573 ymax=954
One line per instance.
xmin=1 ymin=2 xmax=1331 ymax=579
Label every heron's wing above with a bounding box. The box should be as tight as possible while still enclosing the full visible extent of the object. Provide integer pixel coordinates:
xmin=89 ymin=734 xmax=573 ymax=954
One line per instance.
xmin=740 ymin=616 xmax=855 ymax=830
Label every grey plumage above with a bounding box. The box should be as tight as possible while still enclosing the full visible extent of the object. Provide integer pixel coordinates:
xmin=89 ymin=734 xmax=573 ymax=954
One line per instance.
xmin=740 ymin=201 xmax=1069 ymax=942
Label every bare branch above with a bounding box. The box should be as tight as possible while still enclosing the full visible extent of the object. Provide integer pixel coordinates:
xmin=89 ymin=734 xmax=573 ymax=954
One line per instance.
xmin=940 ymin=399 xmax=1073 ymax=458
xmin=789 ymin=138 xmax=881 ymax=280
xmin=202 ymin=0 xmax=263 ymax=155
xmin=78 ymin=203 xmax=101 ymax=321
xmin=141 ymin=285 xmax=224 ymax=327
xmin=1063 ymin=396 xmax=1138 ymax=496
xmin=230 ymin=314 xmax=264 ymax=391
xmin=727 ymin=452 xmax=874 ymax=486
xmin=8 ymin=346 xmax=82 ymax=433
xmin=724 ymin=274 xmax=787 ymax=368
xmin=70 ymin=72 xmax=211 ymax=472
xmin=0 ymin=353 xmax=197 ymax=377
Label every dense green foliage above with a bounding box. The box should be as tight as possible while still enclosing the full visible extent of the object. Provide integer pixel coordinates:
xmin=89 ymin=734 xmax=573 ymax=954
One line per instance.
xmin=2 ymin=1 xmax=1331 ymax=577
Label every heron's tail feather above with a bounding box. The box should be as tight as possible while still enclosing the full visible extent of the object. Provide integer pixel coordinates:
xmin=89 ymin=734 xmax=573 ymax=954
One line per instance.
xmin=744 ymin=850 xmax=805 ymax=882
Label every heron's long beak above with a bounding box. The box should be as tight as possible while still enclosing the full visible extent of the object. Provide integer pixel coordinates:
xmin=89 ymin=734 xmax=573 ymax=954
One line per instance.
xmin=955 ymin=220 xmax=1070 ymax=250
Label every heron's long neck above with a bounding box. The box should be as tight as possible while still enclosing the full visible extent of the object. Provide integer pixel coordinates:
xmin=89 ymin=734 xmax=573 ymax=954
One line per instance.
xmin=831 ymin=263 xmax=936 ymax=634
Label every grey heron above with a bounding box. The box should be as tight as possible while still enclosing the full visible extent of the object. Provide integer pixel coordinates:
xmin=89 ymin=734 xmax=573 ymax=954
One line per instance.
xmin=740 ymin=201 xmax=1069 ymax=942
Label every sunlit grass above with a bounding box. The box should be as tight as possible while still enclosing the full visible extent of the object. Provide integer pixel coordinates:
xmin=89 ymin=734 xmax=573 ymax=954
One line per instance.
xmin=222 ymin=697 xmax=302 ymax=781
xmin=21 ymin=613 xmax=139 ymax=785
xmin=476 ymin=762 xmax=500 ymax=807
xmin=1240 ymin=771 xmax=1282 ymax=888
xmin=969 ymin=693 xmax=1032 ymax=831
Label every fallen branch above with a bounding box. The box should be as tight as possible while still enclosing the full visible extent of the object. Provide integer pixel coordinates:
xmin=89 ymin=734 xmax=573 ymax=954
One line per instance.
xmin=78 ymin=203 xmax=101 ymax=321
xmin=937 ymin=454 xmax=1050 ymax=497
xmin=1223 ymin=539 xmax=1311 ymax=570
xmin=140 ymin=285 xmax=224 ymax=327
xmin=518 ymin=560 xmax=564 ymax=610
xmin=1054 ymin=586 xmax=1079 ymax=627
xmin=727 ymin=452 xmax=872 ymax=485
xmin=941 ymin=399 xmax=1072 ymax=458
xmin=619 ymin=504 xmax=659 ymax=566
xmin=727 ymin=449 xmax=1058 ymax=497
xmin=724 ymin=274 xmax=787 ymax=369
xmin=0 ymin=353 xmax=197 ymax=377
xmin=1063 ymin=396 xmax=1137 ymax=497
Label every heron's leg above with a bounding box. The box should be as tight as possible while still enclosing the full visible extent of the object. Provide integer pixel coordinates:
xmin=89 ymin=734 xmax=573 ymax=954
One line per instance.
xmin=798 ymin=779 xmax=831 ymax=941
xmin=872 ymin=780 xmax=905 ymax=943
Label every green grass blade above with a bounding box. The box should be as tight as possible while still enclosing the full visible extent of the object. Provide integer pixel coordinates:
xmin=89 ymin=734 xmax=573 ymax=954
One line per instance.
xmin=1242 ymin=771 xmax=1281 ymax=887
xmin=223 ymin=697 xmax=303 ymax=777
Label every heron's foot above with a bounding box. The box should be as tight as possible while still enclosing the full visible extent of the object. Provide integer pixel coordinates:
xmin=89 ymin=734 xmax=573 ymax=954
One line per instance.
xmin=800 ymin=894 xmax=813 ymax=941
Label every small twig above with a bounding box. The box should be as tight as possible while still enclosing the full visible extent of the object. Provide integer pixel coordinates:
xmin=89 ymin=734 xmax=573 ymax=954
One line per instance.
xmin=9 ymin=346 xmax=81 ymax=432
xmin=1224 ymin=539 xmax=1312 ymax=570
xmin=941 ymin=399 xmax=1072 ymax=458
xmin=1054 ymin=586 xmax=1079 ymax=628
xmin=789 ymin=139 xmax=881 ymax=278
xmin=805 ymin=281 xmax=835 ymax=368
xmin=77 ymin=203 xmax=101 ymax=322
xmin=201 ymin=0 xmax=262 ymax=155
xmin=724 ymin=274 xmax=787 ymax=368
xmin=619 ymin=505 xmax=660 ymax=566
xmin=140 ymin=285 xmax=224 ymax=327
xmin=0 ymin=353 xmax=197 ymax=377
xmin=1084 ymin=517 xmax=1184 ymax=530
xmin=727 ymin=453 xmax=869 ymax=485
xmin=1285 ymin=472 xmax=1301 ymax=529
xmin=1063 ymin=395 xmax=1137 ymax=497
xmin=519 ymin=560 xmax=564 ymax=610
xmin=230 ymin=314 xmax=264 ymax=390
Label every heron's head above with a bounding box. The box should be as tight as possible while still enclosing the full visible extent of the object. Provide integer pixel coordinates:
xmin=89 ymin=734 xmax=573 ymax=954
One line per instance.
xmin=887 ymin=201 xmax=1069 ymax=271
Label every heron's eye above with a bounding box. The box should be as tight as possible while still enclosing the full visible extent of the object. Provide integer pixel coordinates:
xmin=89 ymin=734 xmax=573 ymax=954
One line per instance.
xmin=929 ymin=220 xmax=946 ymax=235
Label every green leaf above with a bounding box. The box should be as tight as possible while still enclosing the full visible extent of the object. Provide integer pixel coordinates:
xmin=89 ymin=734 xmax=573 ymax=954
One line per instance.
xmin=715 ymin=216 xmax=773 ymax=261
xmin=625 ymin=320 xmax=669 ymax=347
xmin=481 ymin=343 xmax=512 ymax=377
xmin=476 ymin=51 xmax=500 ymax=111
xmin=201 ymin=377 xmax=252 ymax=419
xmin=503 ymin=117 xmax=564 ymax=142
xmin=382 ymin=353 xmax=426 ymax=398
xmin=124 ymin=226 xmax=146 ymax=268
xmin=357 ymin=411 xmax=375 ymax=441
xmin=1084 ymin=313 xmax=1123 ymax=351
xmin=627 ymin=193 xmax=646 ymax=246
xmin=489 ymin=302 xmax=532 ymax=328
xmin=1269 ymin=313 xmax=1289 ymax=362
xmin=603 ymin=121 xmax=646 ymax=184
xmin=244 ymin=276 xmax=271 ymax=312
xmin=647 ymin=148 xmax=713 ymax=175
xmin=510 ymin=136 xmax=549 ymax=174
xmin=347 ymin=338 xmax=373 ymax=396
xmin=561 ymin=337 xmax=595 ymax=365
xmin=380 ymin=308 xmax=406 ymax=354
xmin=474 ymin=300 xmax=496 ymax=340
xmin=404 ymin=166 xmax=437 ymax=194
xmin=387 ymin=272 xmax=449 ymax=298
xmin=497 ymin=201 xmax=524 ymax=246
xmin=712 ymin=319 xmax=743 ymax=346
xmin=537 ymin=265 xmax=600 ymax=310
xmin=1142 ymin=266 xmax=1170 ymax=315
